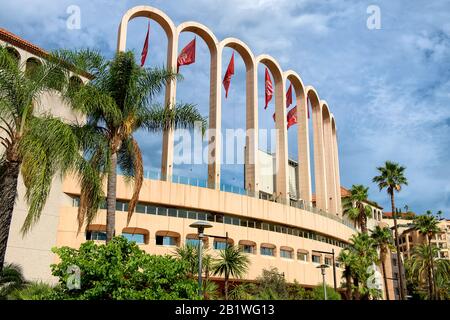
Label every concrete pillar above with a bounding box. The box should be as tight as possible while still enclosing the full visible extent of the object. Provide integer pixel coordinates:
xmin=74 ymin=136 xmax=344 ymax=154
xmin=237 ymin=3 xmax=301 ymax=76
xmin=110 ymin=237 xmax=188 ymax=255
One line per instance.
xmin=322 ymin=103 xmax=337 ymax=214
xmin=332 ymin=118 xmax=342 ymax=215
xmin=117 ymin=6 xmax=178 ymax=181
xmin=307 ymin=87 xmax=328 ymax=211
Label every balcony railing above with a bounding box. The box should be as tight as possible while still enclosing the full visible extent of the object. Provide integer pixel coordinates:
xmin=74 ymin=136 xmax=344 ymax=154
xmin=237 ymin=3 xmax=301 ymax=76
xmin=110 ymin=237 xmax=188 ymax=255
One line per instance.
xmin=143 ymin=170 xmax=356 ymax=231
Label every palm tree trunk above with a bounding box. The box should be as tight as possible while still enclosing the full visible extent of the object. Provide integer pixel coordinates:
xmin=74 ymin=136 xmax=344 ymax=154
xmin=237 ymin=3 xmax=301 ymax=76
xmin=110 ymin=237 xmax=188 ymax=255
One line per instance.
xmin=106 ymin=151 xmax=117 ymax=243
xmin=0 ymin=161 xmax=21 ymax=270
xmin=224 ymin=273 xmax=229 ymax=300
xmin=391 ymin=192 xmax=405 ymax=300
xmin=381 ymin=259 xmax=390 ymax=300
xmin=345 ymin=270 xmax=353 ymax=300
xmin=361 ymin=215 xmax=368 ymax=234
xmin=426 ymin=235 xmax=436 ymax=299
xmin=353 ymin=278 xmax=360 ymax=300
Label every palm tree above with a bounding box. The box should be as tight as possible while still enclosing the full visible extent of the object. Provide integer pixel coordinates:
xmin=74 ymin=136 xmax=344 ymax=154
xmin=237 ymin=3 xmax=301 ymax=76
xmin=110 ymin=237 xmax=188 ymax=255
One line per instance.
xmin=337 ymin=249 xmax=355 ymax=300
xmin=372 ymin=161 xmax=408 ymax=300
xmin=413 ymin=212 xmax=442 ymax=299
xmin=59 ymin=50 xmax=206 ymax=241
xmin=371 ymin=225 xmax=394 ymax=300
xmin=406 ymin=244 xmax=450 ymax=300
xmin=0 ymin=46 xmax=96 ymax=269
xmin=213 ymin=245 xmax=250 ymax=300
xmin=0 ymin=263 xmax=27 ymax=299
xmin=342 ymin=185 xmax=372 ymax=233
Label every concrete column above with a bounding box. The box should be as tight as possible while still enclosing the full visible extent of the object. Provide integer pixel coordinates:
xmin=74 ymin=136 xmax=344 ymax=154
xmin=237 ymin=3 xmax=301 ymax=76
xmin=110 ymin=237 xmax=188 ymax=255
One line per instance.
xmin=307 ymin=87 xmax=328 ymax=211
xmin=332 ymin=119 xmax=342 ymax=216
xmin=322 ymin=104 xmax=337 ymax=214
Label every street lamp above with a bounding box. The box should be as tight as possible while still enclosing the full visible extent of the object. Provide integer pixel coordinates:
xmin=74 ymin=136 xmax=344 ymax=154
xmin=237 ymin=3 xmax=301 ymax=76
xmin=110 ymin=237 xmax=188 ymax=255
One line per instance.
xmin=189 ymin=221 xmax=213 ymax=297
xmin=312 ymin=249 xmax=337 ymax=291
xmin=317 ymin=264 xmax=330 ymax=300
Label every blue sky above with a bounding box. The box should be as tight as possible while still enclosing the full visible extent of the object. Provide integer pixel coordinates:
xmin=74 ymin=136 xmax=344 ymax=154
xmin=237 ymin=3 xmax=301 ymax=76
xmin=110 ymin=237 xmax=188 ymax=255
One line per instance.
xmin=1 ymin=0 xmax=449 ymax=217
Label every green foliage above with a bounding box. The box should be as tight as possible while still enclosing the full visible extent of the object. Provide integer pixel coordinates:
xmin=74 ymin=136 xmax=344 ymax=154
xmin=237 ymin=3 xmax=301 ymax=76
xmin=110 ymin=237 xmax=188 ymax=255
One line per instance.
xmin=8 ymin=281 xmax=54 ymax=300
xmin=342 ymin=184 xmax=372 ymax=233
xmin=372 ymin=161 xmax=408 ymax=195
xmin=413 ymin=212 xmax=441 ymax=242
xmin=0 ymin=263 xmax=27 ymax=299
xmin=50 ymin=236 xmax=198 ymax=300
xmin=311 ymin=284 xmax=341 ymax=300
xmin=254 ymin=267 xmax=289 ymax=299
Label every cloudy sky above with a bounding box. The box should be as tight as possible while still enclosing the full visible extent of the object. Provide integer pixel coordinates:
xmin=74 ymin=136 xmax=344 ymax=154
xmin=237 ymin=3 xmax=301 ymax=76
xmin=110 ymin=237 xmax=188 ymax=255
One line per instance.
xmin=2 ymin=0 xmax=449 ymax=217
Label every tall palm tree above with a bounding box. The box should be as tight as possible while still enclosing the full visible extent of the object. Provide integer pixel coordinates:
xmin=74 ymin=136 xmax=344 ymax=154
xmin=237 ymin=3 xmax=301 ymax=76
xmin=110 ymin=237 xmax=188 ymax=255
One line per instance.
xmin=59 ymin=50 xmax=206 ymax=241
xmin=371 ymin=225 xmax=394 ymax=300
xmin=0 ymin=46 xmax=96 ymax=269
xmin=342 ymin=185 xmax=372 ymax=233
xmin=413 ymin=212 xmax=442 ymax=299
xmin=373 ymin=161 xmax=408 ymax=300
xmin=213 ymin=245 xmax=250 ymax=300
xmin=406 ymin=244 xmax=450 ymax=300
xmin=337 ymin=250 xmax=355 ymax=300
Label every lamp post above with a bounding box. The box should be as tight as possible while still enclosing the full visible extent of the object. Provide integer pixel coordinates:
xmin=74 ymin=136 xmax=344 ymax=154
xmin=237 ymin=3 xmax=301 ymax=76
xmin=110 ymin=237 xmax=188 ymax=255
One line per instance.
xmin=317 ymin=264 xmax=330 ymax=300
xmin=189 ymin=221 xmax=213 ymax=297
xmin=312 ymin=249 xmax=337 ymax=291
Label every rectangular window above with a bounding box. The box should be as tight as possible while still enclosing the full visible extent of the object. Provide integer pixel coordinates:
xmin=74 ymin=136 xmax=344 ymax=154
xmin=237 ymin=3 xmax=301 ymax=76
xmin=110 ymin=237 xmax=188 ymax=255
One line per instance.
xmin=260 ymin=247 xmax=275 ymax=256
xmin=136 ymin=203 xmax=146 ymax=214
xmin=247 ymin=221 xmax=255 ymax=228
xmin=147 ymin=205 xmax=157 ymax=215
xmin=86 ymin=231 xmax=106 ymax=241
xmin=157 ymin=207 xmax=168 ymax=216
xmin=187 ymin=211 xmax=197 ymax=220
xmin=240 ymin=219 xmax=248 ymax=227
xmin=116 ymin=201 xmax=124 ymax=211
xmin=122 ymin=233 xmax=145 ymax=244
xmin=325 ymin=257 xmax=332 ymax=265
xmin=214 ymin=241 xmax=227 ymax=250
xmin=73 ymin=197 xmax=80 ymax=207
xmin=224 ymin=216 xmax=232 ymax=225
xmin=312 ymin=255 xmax=321 ymax=264
xmin=156 ymin=235 xmax=177 ymax=246
xmin=178 ymin=210 xmax=187 ymax=218
xmin=168 ymin=208 xmax=178 ymax=217
xmin=186 ymin=239 xmax=200 ymax=247
xmin=216 ymin=214 xmax=224 ymax=223
xmin=254 ymin=222 xmax=262 ymax=229
xmin=197 ymin=212 xmax=207 ymax=221
xmin=280 ymin=249 xmax=293 ymax=259
xmin=207 ymin=213 xmax=215 ymax=222
xmin=232 ymin=217 xmax=240 ymax=226
xmin=242 ymin=245 xmax=254 ymax=254
xmin=297 ymin=252 xmax=308 ymax=262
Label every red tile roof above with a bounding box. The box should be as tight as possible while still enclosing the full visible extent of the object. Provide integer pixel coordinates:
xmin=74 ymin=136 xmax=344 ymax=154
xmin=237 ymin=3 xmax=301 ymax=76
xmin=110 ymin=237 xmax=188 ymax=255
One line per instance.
xmin=0 ymin=28 xmax=48 ymax=58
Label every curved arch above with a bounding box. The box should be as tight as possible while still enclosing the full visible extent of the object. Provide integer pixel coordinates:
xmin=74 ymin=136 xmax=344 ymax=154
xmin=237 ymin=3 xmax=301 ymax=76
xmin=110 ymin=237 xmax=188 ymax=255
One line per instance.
xmin=219 ymin=38 xmax=259 ymax=193
xmin=321 ymin=101 xmax=337 ymax=214
xmin=256 ymin=54 xmax=288 ymax=201
xmin=305 ymin=86 xmax=328 ymax=212
xmin=25 ymin=57 xmax=41 ymax=76
xmin=331 ymin=114 xmax=342 ymax=215
xmin=178 ymin=22 xmax=221 ymax=189
xmin=6 ymin=47 xmax=20 ymax=64
xmin=284 ymin=70 xmax=311 ymax=204
xmin=117 ymin=6 xmax=178 ymax=181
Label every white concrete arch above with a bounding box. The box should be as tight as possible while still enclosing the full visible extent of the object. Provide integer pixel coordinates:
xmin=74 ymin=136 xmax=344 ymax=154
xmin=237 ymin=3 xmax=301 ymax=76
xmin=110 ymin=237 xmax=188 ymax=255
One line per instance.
xmin=283 ymin=70 xmax=312 ymax=204
xmin=256 ymin=54 xmax=288 ymax=201
xmin=321 ymin=101 xmax=337 ymax=214
xmin=177 ymin=22 xmax=221 ymax=189
xmin=117 ymin=6 xmax=178 ymax=180
xmin=219 ymin=38 xmax=259 ymax=194
xmin=305 ymin=86 xmax=328 ymax=212
xmin=331 ymin=115 xmax=342 ymax=216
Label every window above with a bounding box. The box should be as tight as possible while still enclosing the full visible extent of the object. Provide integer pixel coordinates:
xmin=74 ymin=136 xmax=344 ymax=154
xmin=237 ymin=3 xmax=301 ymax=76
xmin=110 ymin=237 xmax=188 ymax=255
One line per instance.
xmin=186 ymin=239 xmax=200 ymax=247
xmin=297 ymin=251 xmax=308 ymax=262
xmin=242 ymin=245 xmax=254 ymax=254
xmin=224 ymin=216 xmax=232 ymax=225
xmin=156 ymin=235 xmax=177 ymax=246
xmin=147 ymin=205 xmax=157 ymax=215
xmin=188 ymin=211 xmax=197 ymax=220
xmin=260 ymin=245 xmax=275 ymax=257
xmin=312 ymin=255 xmax=321 ymax=264
xmin=280 ymin=249 xmax=293 ymax=259
xmin=392 ymin=258 xmax=397 ymax=266
xmin=122 ymin=233 xmax=145 ymax=244
xmin=197 ymin=212 xmax=207 ymax=221
xmin=86 ymin=231 xmax=106 ymax=241
xmin=325 ymin=257 xmax=332 ymax=266
xmin=136 ymin=203 xmax=146 ymax=213
xmin=168 ymin=208 xmax=177 ymax=217
xmin=157 ymin=207 xmax=168 ymax=216
xmin=178 ymin=210 xmax=187 ymax=218
xmin=214 ymin=240 xmax=228 ymax=250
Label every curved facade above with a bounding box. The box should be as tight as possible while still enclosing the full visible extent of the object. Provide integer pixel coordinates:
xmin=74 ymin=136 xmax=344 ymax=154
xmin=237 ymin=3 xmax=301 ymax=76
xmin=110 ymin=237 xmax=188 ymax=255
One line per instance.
xmin=3 ymin=6 xmax=360 ymax=291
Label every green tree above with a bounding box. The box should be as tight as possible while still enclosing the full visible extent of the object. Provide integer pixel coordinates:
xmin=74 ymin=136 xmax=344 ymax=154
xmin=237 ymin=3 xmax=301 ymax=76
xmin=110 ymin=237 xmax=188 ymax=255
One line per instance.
xmin=311 ymin=284 xmax=341 ymax=300
xmin=342 ymin=185 xmax=372 ymax=233
xmin=213 ymin=245 xmax=250 ymax=300
xmin=50 ymin=236 xmax=198 ymax=300
xmin=372 ymin=161 xmax=408 ymax=299
xmin=405 ymin=244 xmax=450 ymax=300
xmin=0 ymin=46 xmax=96 ymax=269
xmin=0 ymin=263 xmax=27 ymax=299
xmin=371 ymin=225 xmax=394 ymax=300
xmin=412 ymin=212 xmax=442 ymax=299
xmin=338 ymin=249 xmax=355 ymax=300
xmin=59 ymin=49 xmax=206 ymax=241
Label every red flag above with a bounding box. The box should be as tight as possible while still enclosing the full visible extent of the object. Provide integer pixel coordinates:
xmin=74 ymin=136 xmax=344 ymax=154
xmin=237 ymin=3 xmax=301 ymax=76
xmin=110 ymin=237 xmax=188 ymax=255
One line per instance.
xmin=287 ymin=106 xmax=298 ymax=129
xmin=177 ymin=38 xmax=196 ymax=72
xmin=140 ymin=22 xmax=150 ymax=67
xmin=286 ymin=83 xmax=292 ymax=108
xmin=265 ymin=68 xmax=273 ymax=109
xmin=223 ymin=52 xmax=235 ymax=98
